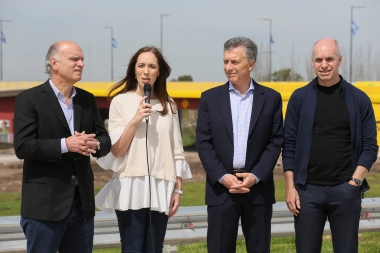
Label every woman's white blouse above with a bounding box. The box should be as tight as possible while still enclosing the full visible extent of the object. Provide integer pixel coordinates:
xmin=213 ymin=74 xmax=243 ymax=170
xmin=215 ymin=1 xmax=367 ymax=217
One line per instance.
xmin=95 ymin=93 xmax=192 ymax=214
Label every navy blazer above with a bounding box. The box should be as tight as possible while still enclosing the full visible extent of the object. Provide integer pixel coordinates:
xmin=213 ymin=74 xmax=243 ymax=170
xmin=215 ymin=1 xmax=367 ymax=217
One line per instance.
xmin=196 ymin=80 xmax=284 ymax=206
xmin=14 ymin=80 xmax=111 ymax=221
xmin=282 ymin=76 xmax=378 ymax=191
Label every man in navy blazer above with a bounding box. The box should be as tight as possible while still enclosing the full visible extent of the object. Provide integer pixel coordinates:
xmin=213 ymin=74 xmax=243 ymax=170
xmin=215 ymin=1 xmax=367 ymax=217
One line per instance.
xmin=196 ymin=37 xmax=284 ymax=253
xmin=283 ymin=38 xmax=378 ymax=253
xmin=14 ymin=41 xmax=111 ymax=253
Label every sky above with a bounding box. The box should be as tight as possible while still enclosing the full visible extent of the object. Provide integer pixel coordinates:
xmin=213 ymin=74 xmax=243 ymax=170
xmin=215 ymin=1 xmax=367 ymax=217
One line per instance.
xmin=0 ymin=0 xmax=379 ymax=82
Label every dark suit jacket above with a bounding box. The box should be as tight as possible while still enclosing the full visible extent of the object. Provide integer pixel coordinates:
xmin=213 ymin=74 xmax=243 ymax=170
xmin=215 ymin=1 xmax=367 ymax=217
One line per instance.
xmin=14 ymin=80 xmax=111 ymax=221
xmin=196 ymin=80 xmax=284 ymax=206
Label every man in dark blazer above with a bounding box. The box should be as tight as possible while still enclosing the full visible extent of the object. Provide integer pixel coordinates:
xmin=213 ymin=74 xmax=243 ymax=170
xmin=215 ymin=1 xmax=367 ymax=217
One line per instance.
xmin=283 ymin=38 xmax=378 ymax=253
xmin=196 ymin=37 xmax=284 ymax=253
xmin=14 ymin=40 xmax=111 ymax=253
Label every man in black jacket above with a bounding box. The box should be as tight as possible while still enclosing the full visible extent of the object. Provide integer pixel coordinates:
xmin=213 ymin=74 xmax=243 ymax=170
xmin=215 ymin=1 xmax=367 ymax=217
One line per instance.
xmin=283 ymin=38 xmax=378 ymax=253
xmin=14 ymin=40 xmax=111 ymax=253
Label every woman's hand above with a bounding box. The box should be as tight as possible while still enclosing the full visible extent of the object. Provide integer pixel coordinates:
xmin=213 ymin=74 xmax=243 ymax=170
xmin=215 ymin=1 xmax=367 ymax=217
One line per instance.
xmin=131 ymin=96 xmax=152 ymax=124
xmin=111 ymin=96 xmax=152 ymax=158
xmin=168 ymin=176 xmax=182 ymax=218
xmin=168 ymin=191 xmax=181 ymax=218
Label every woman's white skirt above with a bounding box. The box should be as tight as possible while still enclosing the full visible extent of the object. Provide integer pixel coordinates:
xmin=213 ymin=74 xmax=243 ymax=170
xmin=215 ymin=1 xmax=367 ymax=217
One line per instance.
xmin=95 ymin=176 xmax=175 ymax=215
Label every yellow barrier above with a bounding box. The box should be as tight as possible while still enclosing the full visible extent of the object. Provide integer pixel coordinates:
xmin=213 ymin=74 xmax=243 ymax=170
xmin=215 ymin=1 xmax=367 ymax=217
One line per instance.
xmin=1 ymin=81 xmax=379 ymax=146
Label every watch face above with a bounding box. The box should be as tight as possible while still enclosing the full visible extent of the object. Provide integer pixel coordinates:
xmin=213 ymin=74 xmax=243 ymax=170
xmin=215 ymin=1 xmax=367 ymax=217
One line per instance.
xmin=352 ymin=178 xmax=362 ymax=186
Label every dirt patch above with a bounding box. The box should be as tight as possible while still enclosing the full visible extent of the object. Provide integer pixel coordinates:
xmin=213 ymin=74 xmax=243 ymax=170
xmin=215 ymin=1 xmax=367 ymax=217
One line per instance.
xmin=1 ymin=148 xmax=379 ymax=193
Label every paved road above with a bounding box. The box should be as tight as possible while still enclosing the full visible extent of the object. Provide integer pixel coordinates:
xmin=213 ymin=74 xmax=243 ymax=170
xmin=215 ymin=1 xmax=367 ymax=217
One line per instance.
xmin=0 ymin=153 xmax=22 ymax=165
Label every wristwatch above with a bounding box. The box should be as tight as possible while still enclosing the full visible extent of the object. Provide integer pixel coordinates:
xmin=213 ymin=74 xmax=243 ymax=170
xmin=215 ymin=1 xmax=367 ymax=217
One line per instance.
xmin=350 ymin=177 xmax=362 ymax=186
xmin=96 ymin=141 xmax=101 ymax=151
xmin=174 ymin=189 xmax=183 ymax=195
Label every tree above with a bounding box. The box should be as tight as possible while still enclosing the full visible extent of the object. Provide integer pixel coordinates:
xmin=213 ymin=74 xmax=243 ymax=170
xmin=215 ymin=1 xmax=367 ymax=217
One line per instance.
xmin=271 ymin=68 xmax=303 ymax=81
xmin=177 ymin=75 xmax=193 ymax=81
xmin=305 ymin=55 xmax=315 ymax=81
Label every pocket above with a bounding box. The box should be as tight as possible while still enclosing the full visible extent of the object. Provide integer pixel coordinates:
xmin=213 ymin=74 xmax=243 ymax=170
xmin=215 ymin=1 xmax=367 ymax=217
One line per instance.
xmin=346 ymin=182 xmax=360 ymax=189
xmin=26 ymin=176 xmax=50 ymax=184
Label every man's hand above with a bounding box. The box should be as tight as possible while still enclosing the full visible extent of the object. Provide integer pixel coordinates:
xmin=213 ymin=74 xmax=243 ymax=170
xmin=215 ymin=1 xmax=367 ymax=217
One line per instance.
xmin=285 ymin=186 xmax=301 ymax=216
xmin=229 ymin=173 xmax=256 ymax=194
xmin=66 ymin=131 xmax=97 ymax=156
xmin=284 ymin=171 xmax=300 ymax=216
xmin=221 ymin=174 xmax=249 ymax=194
xmin=349 ymin=165 xmax=368 ymax=187
xmin=347 ymin=180 xmax=360 ymax=187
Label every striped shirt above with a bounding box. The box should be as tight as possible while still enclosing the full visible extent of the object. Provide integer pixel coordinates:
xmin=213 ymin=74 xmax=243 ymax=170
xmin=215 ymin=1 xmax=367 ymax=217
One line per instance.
xmin=229 ymin=81 xmax=254 ymax=169
xmin=218 ymin=80 xmax=260 ymax=183
xmin=49 ymin=79 xmax=77 ymax=154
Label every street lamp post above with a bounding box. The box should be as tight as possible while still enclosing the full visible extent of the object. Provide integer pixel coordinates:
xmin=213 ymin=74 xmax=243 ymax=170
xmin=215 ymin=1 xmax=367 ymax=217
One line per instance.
xmin=350 ymin=6 xmax=365 ymax=83
xmin=160 ymin=14 xmax=170 ymax=53
xmin=0 ymin=19 xmax=12 ymax=81
xmin=104 ymin=26 xmax=114 ymax=81
xmin=262 ymin=18 xmax=272 ymax=81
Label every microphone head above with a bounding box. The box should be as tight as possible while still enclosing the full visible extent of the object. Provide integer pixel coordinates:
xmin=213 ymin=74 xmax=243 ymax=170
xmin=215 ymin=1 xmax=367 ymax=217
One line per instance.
xmin=143 ymin=84 xmax=152 ymax=104
xmin=144 ymin=83 xmax=152 ymax=93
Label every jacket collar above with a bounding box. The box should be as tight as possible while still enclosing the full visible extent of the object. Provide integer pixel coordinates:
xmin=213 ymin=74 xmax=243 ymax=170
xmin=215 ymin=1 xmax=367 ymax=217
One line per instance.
xmin=218 ymin=79 xmax=265 ymax=141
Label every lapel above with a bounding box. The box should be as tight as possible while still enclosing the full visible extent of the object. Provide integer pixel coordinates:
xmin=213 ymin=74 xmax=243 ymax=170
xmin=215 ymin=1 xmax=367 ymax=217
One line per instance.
xmin=73 ymin=89 xmax=82 ymax=132
xmin=248 ymin=80 xmax=265 ymax=136
xmin=41 ymin=81 xmax=71 ymax=135
xmin=341 ymin=78 xmax=355 ymax=145
xmin=218 ymin=82 xmax=234 ymax=142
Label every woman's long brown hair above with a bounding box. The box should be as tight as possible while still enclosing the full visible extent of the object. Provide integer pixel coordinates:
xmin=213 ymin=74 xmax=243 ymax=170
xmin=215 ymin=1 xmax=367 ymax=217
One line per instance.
xmin=108 ymin=46 xmax=176 ymax=115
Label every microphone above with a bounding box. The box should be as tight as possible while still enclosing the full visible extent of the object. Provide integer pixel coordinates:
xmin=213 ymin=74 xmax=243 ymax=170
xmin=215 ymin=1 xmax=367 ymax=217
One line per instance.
xmin=144 ymin=84 xmax=152 ymax=104
xmin=143 ymin=84 xmax=152 ymax=122
xmin=143 ymin=83 xmax=155 ymax=251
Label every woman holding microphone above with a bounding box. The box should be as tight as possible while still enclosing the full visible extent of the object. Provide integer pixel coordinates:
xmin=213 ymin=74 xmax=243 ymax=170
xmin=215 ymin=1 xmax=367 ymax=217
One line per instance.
xmin=95 ymin=46 xmax=192 ymax=253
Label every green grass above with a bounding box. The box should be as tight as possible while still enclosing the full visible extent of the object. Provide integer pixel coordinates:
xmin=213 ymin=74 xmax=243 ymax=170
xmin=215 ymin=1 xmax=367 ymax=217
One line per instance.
xmin=0 ymin=192 xmax=21 ymax=216
xmin=92 ymin=232 xmax=380 ymax=253
xmin=364 ymin=174 xmax=380 ymax=198
xmin=93 ymin=248 xmax=119 ymax=253
xmin=181 ymin=181 xmax=206 ymax=206
xmin=178 ymin=233 xmax=380 ymax=252
xmin=181 ymin=126 xmax=196 ymax=147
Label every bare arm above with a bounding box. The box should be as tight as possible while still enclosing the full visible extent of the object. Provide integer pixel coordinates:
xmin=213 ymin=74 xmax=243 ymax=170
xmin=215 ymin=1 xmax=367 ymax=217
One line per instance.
xmin=285 ymin=170 xmax=301 ymax=216
xmin=348 ymin=165 xmax=368 ymax=186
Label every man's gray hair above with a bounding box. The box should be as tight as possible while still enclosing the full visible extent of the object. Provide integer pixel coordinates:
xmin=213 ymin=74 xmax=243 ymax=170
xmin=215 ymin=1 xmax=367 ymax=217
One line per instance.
xmin=45 ymin=42 xmax=62 ymax=76
xmin=312 ymin=38 xmax=342 ymax=59
xmin=224 ymin=36 xmax=258 ymax=62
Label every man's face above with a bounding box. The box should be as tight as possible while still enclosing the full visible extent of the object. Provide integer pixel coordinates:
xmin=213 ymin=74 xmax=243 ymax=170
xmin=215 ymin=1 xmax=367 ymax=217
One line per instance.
xmin=223 ymin=46 xmax=255 ymax=87
xmin=51 ymin=42 xmax=84 ymax=84
xmin=312 ymin=40 xmax=342 ymax=86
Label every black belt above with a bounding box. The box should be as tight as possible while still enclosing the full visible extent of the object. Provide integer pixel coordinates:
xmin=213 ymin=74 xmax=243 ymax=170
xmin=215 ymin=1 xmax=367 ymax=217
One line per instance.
xmin=232 ymin=168 xmax=245 ymax=181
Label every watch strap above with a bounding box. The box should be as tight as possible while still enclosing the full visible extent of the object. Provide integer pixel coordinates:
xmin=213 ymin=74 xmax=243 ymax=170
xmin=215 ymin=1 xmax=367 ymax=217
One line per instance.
xmin=350 ymin=177 xmax=362 ymax=186
xmin=174 ymin=189 xmax=183 ymax=195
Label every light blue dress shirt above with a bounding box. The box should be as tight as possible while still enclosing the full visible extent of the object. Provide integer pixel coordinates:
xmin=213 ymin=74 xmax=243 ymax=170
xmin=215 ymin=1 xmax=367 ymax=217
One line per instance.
xmin=49 ymin=80 xmax=77 ymax=154
xmin=218 ymin=80 xmax=260 ymax=184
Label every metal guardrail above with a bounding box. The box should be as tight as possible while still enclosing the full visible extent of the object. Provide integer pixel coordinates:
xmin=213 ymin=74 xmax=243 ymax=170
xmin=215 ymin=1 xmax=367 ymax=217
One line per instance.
xmin=0 ymin=198 xmax=379 ymax=252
